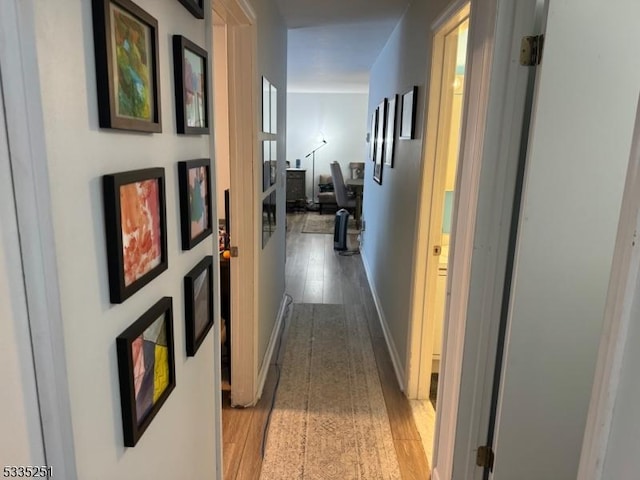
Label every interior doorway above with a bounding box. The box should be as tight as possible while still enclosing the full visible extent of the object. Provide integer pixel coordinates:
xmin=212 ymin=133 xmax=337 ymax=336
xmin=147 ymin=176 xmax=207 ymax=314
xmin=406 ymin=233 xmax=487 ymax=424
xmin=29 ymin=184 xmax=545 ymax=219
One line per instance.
xmin=407 ymin=2 xmax=470 ymax=466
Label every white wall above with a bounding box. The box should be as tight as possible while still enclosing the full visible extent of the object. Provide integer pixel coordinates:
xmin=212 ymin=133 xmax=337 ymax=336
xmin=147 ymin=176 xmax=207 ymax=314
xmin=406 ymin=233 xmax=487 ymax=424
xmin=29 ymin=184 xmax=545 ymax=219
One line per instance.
xmin=0 ymin=91 xmax=45 ymax=469
xmin=254 ymin=0 xmax=288 ymax=369
xmin=362 ymin=0 xmax=449 ymax=375
xmin=491 ymin=0 xmax=640 ymax=478
xmin=33 ymin=1 xmax=216 ymax=478
xmin=286 ymin=93 xmax=368 ymax=199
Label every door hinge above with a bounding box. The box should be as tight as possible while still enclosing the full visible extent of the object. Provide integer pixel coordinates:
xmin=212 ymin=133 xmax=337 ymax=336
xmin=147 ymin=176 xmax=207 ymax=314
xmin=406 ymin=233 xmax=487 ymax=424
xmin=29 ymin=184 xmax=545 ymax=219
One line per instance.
xmin=476 ymin=445 xmax=495 ymax=470
xmin=230 ymin=246 xmax=239 ymax=258
xmin=520 ymin=34 xmax=544 ymax=66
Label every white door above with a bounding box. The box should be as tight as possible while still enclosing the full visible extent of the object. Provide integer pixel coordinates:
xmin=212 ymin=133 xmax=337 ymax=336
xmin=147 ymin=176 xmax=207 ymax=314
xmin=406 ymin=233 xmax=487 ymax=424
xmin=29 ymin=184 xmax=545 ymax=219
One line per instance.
xmin=488 ymin=1 xmax=640 ymax=478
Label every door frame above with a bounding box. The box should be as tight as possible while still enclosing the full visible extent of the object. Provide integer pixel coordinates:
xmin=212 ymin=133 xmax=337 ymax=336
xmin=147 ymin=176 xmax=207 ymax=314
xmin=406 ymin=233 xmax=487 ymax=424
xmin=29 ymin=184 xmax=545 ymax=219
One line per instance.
xmin=408 ymin=1 xmax=470 ymax=403
xmin=577 ymin=96 xmax=640 ymax=480
xmin=0 ymin=1 xmax=77 ymax=478
xmin=212 ymin=0 xmax=260 ymax=408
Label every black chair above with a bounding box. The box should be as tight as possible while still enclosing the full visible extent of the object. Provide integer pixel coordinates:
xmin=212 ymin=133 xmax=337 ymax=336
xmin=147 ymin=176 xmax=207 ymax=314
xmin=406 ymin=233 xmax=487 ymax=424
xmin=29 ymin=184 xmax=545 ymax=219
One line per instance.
xmin=330 ymin=162 xmax=356 ymax=214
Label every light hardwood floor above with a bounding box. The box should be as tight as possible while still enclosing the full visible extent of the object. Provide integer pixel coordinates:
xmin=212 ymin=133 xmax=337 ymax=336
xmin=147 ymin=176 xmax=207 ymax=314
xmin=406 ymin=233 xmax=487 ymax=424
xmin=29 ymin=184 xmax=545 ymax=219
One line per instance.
xmin=221 ymin=212 xmax=430 ymax=479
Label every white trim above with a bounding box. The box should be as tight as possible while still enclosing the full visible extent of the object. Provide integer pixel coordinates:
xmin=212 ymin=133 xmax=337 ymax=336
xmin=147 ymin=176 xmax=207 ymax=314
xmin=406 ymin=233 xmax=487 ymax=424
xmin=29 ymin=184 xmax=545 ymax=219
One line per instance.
xmin=432 ymin=0 xmax=471 ymax=32
xmin=361 ymin=247 xmax=406 ymax=389
xmin=577 ymin=96 xmax=640 ymax=480
xmin=0 ymin=1 xmax=77 ymax=478
xmin=256 ymin=294 xmax=289 ymax=401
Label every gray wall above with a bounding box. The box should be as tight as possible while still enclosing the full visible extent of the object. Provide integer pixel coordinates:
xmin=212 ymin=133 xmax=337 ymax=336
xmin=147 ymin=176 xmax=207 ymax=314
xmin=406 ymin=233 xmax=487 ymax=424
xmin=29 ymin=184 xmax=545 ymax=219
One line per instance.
xmin=33 ymin=0 xmax=216 ymax=478
xmin=362 ymin=0 xmax=449 ymax=375
xmin=253 ymin=0 xmax=288 ymax=368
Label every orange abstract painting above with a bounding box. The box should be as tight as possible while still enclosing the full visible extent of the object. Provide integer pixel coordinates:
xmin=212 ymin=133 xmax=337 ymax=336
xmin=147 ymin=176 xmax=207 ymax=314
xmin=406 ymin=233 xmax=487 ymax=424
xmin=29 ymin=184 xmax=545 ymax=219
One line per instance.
xmin=120 ymin=179 xmax=162 ymax=287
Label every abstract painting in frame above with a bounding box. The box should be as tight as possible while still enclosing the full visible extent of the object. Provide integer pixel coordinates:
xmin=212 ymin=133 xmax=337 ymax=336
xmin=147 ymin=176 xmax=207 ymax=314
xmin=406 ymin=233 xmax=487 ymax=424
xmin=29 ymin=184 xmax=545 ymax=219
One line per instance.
xmin=400 ymin=86 xmax=418 ymax=139
xmin=385 ymin=95 xmax=398 ymax=167
xmin=178 ymin=159 xmax=213 ymax=250
xmin=373 ymin=99 xmax=387 ymax=185
xmin=173 ymin=35 xmax=209 ymax=134
xmin=92 ymin=0 xmax=162 ymax=132
xmin=103 ymin=168 xmax=168 ymax=304
xmin=117 ymin=297 xmax=176 ymax=447
xmin=177 ymin=0 xmax=204 ymax=19
xmin=184 ymin=256 xmax=214 ymax=357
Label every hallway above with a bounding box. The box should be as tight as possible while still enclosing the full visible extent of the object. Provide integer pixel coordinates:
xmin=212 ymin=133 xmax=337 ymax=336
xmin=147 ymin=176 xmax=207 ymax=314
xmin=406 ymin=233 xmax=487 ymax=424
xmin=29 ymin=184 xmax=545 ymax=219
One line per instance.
xmin=221 ymin=212 xmax=429 ymax=479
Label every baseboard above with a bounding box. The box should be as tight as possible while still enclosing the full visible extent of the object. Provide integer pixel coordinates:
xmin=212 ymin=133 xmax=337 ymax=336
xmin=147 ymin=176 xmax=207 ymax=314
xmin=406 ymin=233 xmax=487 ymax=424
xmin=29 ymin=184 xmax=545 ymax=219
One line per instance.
xmin=360 ymin=247 xmax=407 ymax=391
xmin=255 ymin=293 xmax=289 ymax=402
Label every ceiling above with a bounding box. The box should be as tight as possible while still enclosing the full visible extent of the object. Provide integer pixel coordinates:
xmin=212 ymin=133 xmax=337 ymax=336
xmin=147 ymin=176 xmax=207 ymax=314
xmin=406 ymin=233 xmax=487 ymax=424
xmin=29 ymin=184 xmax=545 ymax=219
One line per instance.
xmin=275 ymin=0 xmax=411 ymax=93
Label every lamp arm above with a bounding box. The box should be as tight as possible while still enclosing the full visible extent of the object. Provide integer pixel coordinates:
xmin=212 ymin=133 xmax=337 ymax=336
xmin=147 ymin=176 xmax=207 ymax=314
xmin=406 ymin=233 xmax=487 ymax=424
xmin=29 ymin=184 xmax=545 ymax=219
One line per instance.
xmin=304 ymin=140 xmax=328 ymax=158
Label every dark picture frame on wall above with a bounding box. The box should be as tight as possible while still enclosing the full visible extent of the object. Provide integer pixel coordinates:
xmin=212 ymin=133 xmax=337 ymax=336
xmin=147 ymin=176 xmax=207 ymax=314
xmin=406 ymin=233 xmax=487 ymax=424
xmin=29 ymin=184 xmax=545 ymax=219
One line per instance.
xmin=116 ymin=297 xmax=176 ymax=447
xmin=373 ymin=99 xmax=387 ymax=185
xmin=91 ymin=0 xmax=162 ymax=133
xmin=369 ymin=109 xmax=378 ymax=162
xmin=177 ymin=0 xmax=204 ymax=19
xmin=173 ymin=35 xmax=209 ymax=134
xmin=103 ymin=168 xmax=168 ymax=304
xmin=385 ymin=94 xmax=398 ymax=167
xmin=178 ymin=159 xmax=213 ymax=250
xmin=184 ymin=256 xmax=214 ymax=357
xmin=400 ymin=86 xmax=418 ymax=139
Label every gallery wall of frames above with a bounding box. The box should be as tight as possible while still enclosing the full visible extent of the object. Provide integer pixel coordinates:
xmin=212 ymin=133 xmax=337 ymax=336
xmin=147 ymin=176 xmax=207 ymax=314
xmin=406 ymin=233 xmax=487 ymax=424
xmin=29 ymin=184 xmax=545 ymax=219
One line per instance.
xmin=92 ymin=0 xmax=214 ymax=447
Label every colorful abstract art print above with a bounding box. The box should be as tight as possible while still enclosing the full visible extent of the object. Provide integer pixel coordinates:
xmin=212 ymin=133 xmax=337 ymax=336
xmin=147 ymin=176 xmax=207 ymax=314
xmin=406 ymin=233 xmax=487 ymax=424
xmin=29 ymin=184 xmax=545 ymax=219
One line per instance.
xmin=184 ymin=256 xmax=214 ymax=356
xmin=117 ymin=297 xmax=175 ymax=447
xmin=173 ymin=36 xmax=209 ymax=134
xmin=178 ymin=159 xmax=213 ymax=250
xmin=92 ymin=0 xmax=161 ymax=132
xmin=103 ymin=168 xmax=168 ymax=304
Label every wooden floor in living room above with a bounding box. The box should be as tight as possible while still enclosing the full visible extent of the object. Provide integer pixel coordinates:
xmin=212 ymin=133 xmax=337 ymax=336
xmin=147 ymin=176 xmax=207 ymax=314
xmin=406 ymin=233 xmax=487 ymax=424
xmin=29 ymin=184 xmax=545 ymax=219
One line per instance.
xmin=221 ymin=212 xmax=430 ymax=480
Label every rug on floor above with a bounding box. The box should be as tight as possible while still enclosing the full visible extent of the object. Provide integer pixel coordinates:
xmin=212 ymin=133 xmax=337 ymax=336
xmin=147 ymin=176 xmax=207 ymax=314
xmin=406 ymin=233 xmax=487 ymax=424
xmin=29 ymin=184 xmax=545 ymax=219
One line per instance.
xmin=301 ymin=214 xmax=360 ymax=235
xmin=260 ymin=304 xmax=401 ymax=480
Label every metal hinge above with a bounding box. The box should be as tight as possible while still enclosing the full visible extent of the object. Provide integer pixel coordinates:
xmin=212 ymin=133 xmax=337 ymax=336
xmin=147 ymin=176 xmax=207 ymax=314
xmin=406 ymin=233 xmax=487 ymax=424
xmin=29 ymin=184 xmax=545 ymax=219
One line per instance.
xmin=476 ymin=445 xmax=495 ymax=470
xmin=230 ymin=246 xmax=239 ymax=258
xmin=520 ymin=34 xmax=544 ymax=66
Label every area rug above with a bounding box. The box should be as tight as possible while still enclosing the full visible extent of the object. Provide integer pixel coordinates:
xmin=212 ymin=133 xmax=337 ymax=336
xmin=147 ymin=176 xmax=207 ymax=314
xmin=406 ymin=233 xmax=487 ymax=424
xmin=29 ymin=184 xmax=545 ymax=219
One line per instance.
xmin=302 ymin=214 xmax=360 ymax=235
xmin=260 ymin=304 xmax=401 ymax=479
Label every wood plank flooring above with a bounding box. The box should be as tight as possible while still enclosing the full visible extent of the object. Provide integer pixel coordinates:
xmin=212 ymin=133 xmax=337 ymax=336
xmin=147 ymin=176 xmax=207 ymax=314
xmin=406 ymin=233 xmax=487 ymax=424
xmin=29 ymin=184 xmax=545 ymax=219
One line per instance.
xmin=221 ymin=212 xmax=430 ymax=479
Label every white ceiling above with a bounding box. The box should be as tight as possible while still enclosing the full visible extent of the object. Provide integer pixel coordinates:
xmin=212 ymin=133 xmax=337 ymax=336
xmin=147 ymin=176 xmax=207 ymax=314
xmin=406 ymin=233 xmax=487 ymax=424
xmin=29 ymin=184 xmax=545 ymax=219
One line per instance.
xmin=275 ymin=0 xmax=410 ymax=93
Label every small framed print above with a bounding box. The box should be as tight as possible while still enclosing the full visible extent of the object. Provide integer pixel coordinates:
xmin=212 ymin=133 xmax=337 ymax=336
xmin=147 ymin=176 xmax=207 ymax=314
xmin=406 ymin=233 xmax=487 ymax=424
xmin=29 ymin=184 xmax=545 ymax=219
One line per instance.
xmin=92 ymin=0 xmax=162 ymax=132
xmin=177 ymin=0 xmax=204 ymax=19
xmin=369 ymin=109 xmax=378 ymax=162
xmin=178 ymin=159 xmax=213 ymax=250
xmin=173 ymin=35 xmax=209 ymax=134
xmin=103 ymin=168 xmax=168 ymax=304
xmin=385 ymin=95 xmax=398 ymax=167
xmin=117 ymin=297 xmax=176 ymax=447
xmin=373 ymin=99 xmax=387 ymax=185
xmin=184 ymin=256 xmax=214 ymax=357
xmin=400 ymin=86 xmax=418 ymax=139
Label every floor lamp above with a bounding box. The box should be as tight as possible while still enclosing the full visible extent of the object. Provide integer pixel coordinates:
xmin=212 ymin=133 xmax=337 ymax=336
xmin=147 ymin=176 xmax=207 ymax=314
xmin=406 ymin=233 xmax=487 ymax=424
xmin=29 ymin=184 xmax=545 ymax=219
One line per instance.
xmin=305 ymin=139 xmax=327 ymax=208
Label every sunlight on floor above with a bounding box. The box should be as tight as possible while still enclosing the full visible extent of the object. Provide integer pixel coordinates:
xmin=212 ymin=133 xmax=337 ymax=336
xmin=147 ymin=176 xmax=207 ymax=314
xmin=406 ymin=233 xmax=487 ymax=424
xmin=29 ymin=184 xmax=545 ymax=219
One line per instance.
xmin=410 ymin=399 xmax=436 ymax=468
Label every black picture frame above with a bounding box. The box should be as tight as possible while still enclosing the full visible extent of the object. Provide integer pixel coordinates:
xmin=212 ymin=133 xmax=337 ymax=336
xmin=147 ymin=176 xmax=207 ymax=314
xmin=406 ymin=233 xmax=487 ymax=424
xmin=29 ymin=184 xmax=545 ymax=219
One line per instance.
xmin=373 ymin=99 xmax=387 ymax=185
xmin=369 ymin=109 xmax=378 ymax=162
xmin=178 ymin=159 xmax=213 ymax=250
xmin=92 ymin=0 xmax=162 ymax=133
xmin=400 ymin=86 xmax=419 ymax=139
xmin=116 ymin=297 xmax=176 ymax=447
xmin=177 ymin=0 xmax=204 ymax=19
xmin=385 ymin=95 xmax=398 ymax=167
xmin=173 ymin=35 xmax=209 ymax=135
xmin=103 ymin=168 xmax=168 ymax=304
xmin=184 ymin=256 xmax=215 ymax=357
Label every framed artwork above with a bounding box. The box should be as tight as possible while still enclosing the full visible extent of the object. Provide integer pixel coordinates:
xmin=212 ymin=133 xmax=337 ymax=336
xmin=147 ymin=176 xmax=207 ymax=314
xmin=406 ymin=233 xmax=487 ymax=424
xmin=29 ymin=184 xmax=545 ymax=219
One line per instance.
xmin=385 ymin=95 xmax=398 ymax=167
xmin=178 ymin=159 xmax=213 ymax=250
xmin=177 ymin=0 xmax=204 ymax=19
xmin=117 ymin=297 xmax=176 ymax=447
xmin=92 ymin=0 xmax=162 ymax=132
xmin=173 ymin=35 xmax=209 ymax=134
xmin=373 ymin=99 xmax=387 ymax=185
xmin=400 ymin=86 xmax=418 ymax=139
xmin=369 ymin=110 xmax=378 ymax=162
xmin=184 ymin=256 xmax=214 ymax=357
xmin=103 ymin=168 xmax=168 ymax=304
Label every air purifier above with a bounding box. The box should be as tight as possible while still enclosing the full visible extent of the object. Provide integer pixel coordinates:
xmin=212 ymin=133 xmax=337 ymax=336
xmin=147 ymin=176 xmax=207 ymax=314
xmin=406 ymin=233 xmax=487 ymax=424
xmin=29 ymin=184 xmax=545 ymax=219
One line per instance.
xmin=334 ymin=209 xmax=349 ymax=251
